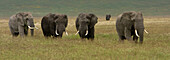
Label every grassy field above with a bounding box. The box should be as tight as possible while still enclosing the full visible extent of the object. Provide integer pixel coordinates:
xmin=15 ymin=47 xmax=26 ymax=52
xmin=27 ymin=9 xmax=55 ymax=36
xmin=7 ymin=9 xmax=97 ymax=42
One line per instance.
xmin=0 ymin=0 xmax=170 ymax=17
xmin=0 ymin=16 xmax=170 ymax=60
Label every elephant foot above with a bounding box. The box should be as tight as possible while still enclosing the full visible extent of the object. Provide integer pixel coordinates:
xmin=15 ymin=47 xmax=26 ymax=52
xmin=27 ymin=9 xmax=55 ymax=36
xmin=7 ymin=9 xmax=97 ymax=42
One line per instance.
xmin=88 ymin=38 xmax=94 ymax=41
xmin=81 ymin=38 xmax=86 ymax=41
xmin=134 ymin=40 xmax=138 ymax=43
xmin=45 ymin=37 xmax=49 ymax=39
xmin=20 ymin=35 xmax=25 ymax=38
xmin=129 ymin=40 xmax=136 ymax=43
xmin=139 ymin=41 xmax=143 ymax=44
xmin=118 ymin=40 xmax=124 ymax=43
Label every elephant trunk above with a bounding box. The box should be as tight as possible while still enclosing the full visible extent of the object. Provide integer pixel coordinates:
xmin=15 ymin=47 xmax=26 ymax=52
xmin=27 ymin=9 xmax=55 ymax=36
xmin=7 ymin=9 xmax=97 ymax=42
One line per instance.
xmin=28 ymin=25 xmax=35 ymax=36
xmin=55 ymin=25 xmax=65 ymax=37
xmin=28 ymin=26 xmax=34 ymax=36
xmin=137 ymin=29 xmax=144 ymax=44
xmin=27 ymin=18 xmax=36 ymax=36
xmin=30 ymin=29 xmax=34 ymax=36
xmin=79 ymin=30 xmax=87 ymax=38
xmin=78 ymin=26 xmax=88 ymax=38
xmin=135 ymin=19 xmax=144 ymax=43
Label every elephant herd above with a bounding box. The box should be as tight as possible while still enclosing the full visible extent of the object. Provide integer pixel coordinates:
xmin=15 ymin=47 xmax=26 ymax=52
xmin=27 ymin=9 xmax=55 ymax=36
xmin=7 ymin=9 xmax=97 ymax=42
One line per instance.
xmin=8 ymin=11 xmax=148 ymax=44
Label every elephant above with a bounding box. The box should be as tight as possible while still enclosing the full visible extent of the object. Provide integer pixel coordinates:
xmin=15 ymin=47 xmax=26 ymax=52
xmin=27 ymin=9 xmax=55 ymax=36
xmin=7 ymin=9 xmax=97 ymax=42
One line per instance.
xmin=75 ymin=13 xmax=98 ymax=40
xmin=106 ymin=14 xmax=111 ymax=20
xmin=116 ymin=11 xmax=148 ymax=44
xmin=41 ymin=13 xmax=68 ymax=38
xmin=9 ymin=12 xmax=37 ymax=37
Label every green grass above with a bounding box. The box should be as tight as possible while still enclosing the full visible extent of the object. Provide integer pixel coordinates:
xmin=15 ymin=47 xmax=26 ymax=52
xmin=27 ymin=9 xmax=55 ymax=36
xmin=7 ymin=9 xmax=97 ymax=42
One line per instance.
xmin=0 ymin=17 xmax=170 ymax=60
xmin=0 ymin=0 xmax=170 ymax=59
xmin=0 ymin=0 xmax=170 ymax=17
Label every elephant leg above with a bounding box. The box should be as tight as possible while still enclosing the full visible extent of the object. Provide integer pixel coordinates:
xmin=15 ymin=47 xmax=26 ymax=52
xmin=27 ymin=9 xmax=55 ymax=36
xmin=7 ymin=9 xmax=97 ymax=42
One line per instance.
xmin=18 ymin=25 xmax=25 ymax=37
xmin=87 ymin=27 xmax=94 ymax=40
xmin=44 ymin=32 xmax=51 ymax=37
xmin=44 ymin=31 xmax=51 ymax=37
xmin=42 ymin=30 xmax=48 ymax=37
xmin=10 ymin=27 xmax=19 ymax=37
xmin=133 ymin=35 xmax=138 ymax=43
xmin=42 ymin=28 xmax=50 ymax=37
xmin=24 ymin=27 xmax=28 ymax=36
xmin=116 ymin=27 xmax=126 ymax=41
xmin=119 ymin=36 xmax=126 ymax=40
xmin=13 ymin=32 xmax=19 ymax=37
xmin=45 ymin=34 xmax=51 ymax=37
xmin=125 ymin=27 xmax=133 ymax=41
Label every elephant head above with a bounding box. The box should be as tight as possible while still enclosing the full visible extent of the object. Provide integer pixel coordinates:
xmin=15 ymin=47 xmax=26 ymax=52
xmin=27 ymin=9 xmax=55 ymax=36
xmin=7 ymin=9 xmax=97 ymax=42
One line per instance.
xmin=120 ymin=11 xmax=147 ymax=43
xmin=53 ymin=14 xmax=68 ymax=37
xmin=76 ymin=13 xmax=98 ymax=38
xmin=16 ymin=12 xmax=36 ymax=36
xmin=106 ymin=14 xmax=111 ymax=20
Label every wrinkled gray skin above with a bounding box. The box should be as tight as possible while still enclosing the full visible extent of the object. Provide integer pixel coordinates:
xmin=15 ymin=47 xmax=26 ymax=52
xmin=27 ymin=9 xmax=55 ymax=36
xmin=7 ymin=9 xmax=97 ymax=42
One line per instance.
xmin=9 ymin=12 xmax=35 ymax=37
xmin=76 ymin=13 xmax=98 ymax=40
xmin=106 ymin=14 xmax=111 ymax=20
xmin=116 ymin=11 xmax=144 ymax=44
xmin=41 ymin=13 xmax=68 ymax=38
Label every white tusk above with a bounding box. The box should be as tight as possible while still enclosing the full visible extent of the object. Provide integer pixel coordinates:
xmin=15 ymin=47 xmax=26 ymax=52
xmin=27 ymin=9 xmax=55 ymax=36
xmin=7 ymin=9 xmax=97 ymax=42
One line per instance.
xmin=34 ymin=26 xmax=39 ymax=29
xmin=65 ymin=31 xmax=68 ymax=36
xmin=75 ymin=31 xmax=79 ymax=35
xmin=135 ymin=30 xmax=140 ymax=37
xmin=144 ymin=29 xmax=148 ymax=34
xmin=55 ymin=30 xmax=59 ymax=35
xmin=85 ymin=30 xmax=88 ymax=35
xmin=28 ymin=26 xmax=34 ymax=29
xmin=28 ymin=26 xmax=31 ymax=29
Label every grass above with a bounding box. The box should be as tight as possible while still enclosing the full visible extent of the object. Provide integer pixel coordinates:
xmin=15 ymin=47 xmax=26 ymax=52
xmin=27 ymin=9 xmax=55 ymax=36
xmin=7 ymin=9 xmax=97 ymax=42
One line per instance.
xmin=0 ymin=16 xmax=170 ymax=60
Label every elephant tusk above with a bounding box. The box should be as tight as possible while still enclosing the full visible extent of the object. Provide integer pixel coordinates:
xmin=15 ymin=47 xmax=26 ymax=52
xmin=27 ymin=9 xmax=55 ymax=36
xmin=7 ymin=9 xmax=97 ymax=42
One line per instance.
xmin=55 ymin=30 xmax=59 ymax=35
xmin=34 ymin=26 xmax=39 ymax=29
xmin=85 ymin=30 xmax=88 ymax=35
xmin=28 ymin=26 xmax=34 ymax=29
xmin=28 ymin=26 xmax=31 ymax=29
xmin=144 ymin=29 xmax=148 ymax=34
xmin=135 ymin=30 xmax=140 ymax=37
xmin=75 ymin=31 xmax=79 ymax=35
xmin=65 ymin=31 xmax=68 ymax=36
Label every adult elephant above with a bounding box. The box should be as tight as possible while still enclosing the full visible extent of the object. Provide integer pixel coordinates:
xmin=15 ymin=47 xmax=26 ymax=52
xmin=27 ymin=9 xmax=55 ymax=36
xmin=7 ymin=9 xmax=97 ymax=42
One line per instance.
xmin=41 ymin=13 xmax=68 ymax=38
xmin=75 ymin=13 xmax=98 ymax=40
xmin=9 ymin=12 xmax=36 ymax=37
xmin=106 ymin=14 xmax=111 ymax=21
xmin=116 ymin=11 xmax=148 ymax=44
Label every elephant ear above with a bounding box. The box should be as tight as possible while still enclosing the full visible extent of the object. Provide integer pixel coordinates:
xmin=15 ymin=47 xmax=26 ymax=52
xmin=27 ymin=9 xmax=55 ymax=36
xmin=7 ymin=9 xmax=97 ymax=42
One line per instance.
xmin=129 ymin=12 xmax=137 ymax=21
xmin=48 ymin=13 xmax=58 ymax=23
xmin=63 ymin=15 xmax=68 ymax=27
xmin=16 ymin=13 xmax=25 ymax=26
xmin=137 ymin=12 xmax=143 ymax=20
xmin=54 ymin=15 xmax=59 ymax=20
xmin=49 ymin=13 xmax=56 ymax=19
xmin=120 ymin=12 xmax=131 ymax=22
xmin=63 ymin=15 xmax=67 ymax=19
xmin=24 ymin=13 xmax=29 ymax=17
xmin=53 ymin=14 xmax=59 ymax=22
xmin=88 ymin=14 xmax=98 ymax=28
